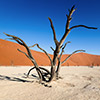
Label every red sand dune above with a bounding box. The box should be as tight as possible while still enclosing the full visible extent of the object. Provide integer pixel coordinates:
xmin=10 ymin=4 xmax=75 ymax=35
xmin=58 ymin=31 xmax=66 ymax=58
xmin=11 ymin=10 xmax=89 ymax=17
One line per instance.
xmin=0 ymin=39 xmax=100 ymax=66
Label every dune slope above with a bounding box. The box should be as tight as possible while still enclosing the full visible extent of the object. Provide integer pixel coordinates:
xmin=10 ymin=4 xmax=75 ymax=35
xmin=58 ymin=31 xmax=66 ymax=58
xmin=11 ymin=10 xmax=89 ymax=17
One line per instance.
xmin=0 ymin=39 xmax=100 ymax=66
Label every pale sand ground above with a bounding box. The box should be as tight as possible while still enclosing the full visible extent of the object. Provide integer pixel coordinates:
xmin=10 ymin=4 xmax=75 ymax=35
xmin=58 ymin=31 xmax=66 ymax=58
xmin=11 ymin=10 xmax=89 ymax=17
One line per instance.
xmin=0 ymin=66 xmax=100 ymax=100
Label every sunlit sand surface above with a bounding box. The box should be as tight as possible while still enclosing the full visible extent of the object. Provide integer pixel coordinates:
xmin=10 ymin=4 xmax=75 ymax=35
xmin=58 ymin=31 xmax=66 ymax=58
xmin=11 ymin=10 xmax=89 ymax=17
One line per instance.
xmin=0 ymin=66 xmax=100 ymax=100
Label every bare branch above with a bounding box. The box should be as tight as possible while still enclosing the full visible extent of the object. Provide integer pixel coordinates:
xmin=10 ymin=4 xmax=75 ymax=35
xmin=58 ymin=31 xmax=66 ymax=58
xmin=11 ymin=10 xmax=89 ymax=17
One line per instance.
xmin=65 ymin=5 xmax=76 ymax=30
xmin=29 ymin=44 xmax=38 ymax=48
xmin=60 ymin=5 xmax=76 ymax=46
xmin=56 ymin=41 xmax=71 ymax=75
xmin=60 ymin=45 xmax=63 ymax=49
xmin=59 ymin=41 xmax=71 ymax=61
xmin=27 ymin=66 xmax=51 ymax=82
xmin=50 ymin=47 xmax=55 ymax=51
xmin=27 ymin=67 xmax=36 ymax=77
xmin=35 ymin=68 xmax=43 ymax=83
xmin=70 ymin=25 xmax=97 ymax=30
xmin=4 ymin=33 xmax=40 ymax=69
xmin=61 ymin=50 xmax=85 ymax=64
xmin=5 ymin=38 xmax=14 ymax=40
xmin=29 ymin=44 xmax=53 ymax=66
xmin=62 ymin=41 xmax=71 ymax=49
xmin=3 ymin=32 xmax=24 ymax=45
xmin=3 ymin=32 xmax=34 ymax=59
xmin=48 ymin=17 xmax=59 ymax=45
xmin=17 ymin=49 xmax=30 ymax=59
xmin=39 ymin=67 xmax=51 ymax=75
xmin=58 ymin=41 xmax=71 ymax=59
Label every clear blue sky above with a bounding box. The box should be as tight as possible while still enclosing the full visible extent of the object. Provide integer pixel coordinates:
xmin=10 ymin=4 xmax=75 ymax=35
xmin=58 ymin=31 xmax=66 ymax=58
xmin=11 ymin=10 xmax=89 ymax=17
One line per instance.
xmin=0 ymin=0 xmax=100 ymax=55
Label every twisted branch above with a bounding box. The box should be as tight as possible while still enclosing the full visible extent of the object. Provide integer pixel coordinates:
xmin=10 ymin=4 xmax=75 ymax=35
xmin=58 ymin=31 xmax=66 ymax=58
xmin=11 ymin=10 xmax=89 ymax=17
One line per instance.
xmin=27 ymin=67 xmax=35 ymax=77
xmin=27 ymin=67 xmax=51 ymax=82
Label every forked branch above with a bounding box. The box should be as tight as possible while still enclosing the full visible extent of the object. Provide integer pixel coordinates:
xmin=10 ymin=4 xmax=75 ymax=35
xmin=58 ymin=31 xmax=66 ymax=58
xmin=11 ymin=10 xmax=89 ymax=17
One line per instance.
xmin=59 ymin=41 xmax=71 ymax=60
xmin=56 ymin=41 xmax=71 ymax=74
xmin=60 ymin=5 xmax=76 ymax=46
xmin=59 ymin=5 xmax=97 ymax=46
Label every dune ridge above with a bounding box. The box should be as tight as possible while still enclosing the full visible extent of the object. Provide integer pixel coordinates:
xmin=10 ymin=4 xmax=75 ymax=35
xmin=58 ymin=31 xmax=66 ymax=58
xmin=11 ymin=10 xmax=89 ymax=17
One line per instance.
xmin=0 ymin=39 xmax=100 ymax=66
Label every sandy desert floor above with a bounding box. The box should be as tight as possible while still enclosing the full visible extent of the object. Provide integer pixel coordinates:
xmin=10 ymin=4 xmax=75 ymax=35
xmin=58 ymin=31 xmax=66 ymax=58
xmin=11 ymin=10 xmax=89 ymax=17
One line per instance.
xmin=0 ymin=66 xmax=100 ymax=100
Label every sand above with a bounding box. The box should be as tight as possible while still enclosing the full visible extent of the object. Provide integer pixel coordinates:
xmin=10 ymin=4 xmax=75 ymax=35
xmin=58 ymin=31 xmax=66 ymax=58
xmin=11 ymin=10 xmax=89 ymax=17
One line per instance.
xmin=0 ymin=66 xmax=100 ymax=100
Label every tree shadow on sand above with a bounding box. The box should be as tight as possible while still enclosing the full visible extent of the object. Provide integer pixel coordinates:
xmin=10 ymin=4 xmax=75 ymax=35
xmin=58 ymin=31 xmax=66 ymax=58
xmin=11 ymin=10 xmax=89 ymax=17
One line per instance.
xmin=23 ymin=73 xmax=52 ymax=88
xmin=0 ymin=74 xmax=52 ymax=88
xmin=0 ymin=74 xmax=32 ymax=83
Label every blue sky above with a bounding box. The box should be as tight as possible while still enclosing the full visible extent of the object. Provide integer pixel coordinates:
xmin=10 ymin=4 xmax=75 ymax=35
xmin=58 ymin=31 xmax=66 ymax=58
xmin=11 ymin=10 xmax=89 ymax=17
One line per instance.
xmin=0 ymin=0 xmax=100 ymax=55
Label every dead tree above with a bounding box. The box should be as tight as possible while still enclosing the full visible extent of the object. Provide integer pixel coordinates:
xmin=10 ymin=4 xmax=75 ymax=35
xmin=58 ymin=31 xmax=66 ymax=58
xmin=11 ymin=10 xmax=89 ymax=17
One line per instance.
xmin=4 ymin=5 xmax=97 ymax=83
xmin=47 ymin=5 xmax=97 ymax=81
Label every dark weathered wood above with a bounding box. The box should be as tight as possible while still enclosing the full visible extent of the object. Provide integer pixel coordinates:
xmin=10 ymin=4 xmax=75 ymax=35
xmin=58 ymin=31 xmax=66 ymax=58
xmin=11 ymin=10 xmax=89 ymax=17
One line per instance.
xmin=27 ymin=67 xmax=35 ymax=77
xmin=70 ymin=25 xmax=97 ymax=30
xmin=59 ymin=5 xmax=76 ymax=46
xmin=17 ymin=49 xmax=30 ymax=59
xmin=50 ymin=47 xmax=55 ymax=51
xmin=27 ymin=66 xmax=51 ymax=82
xmin=56 ymin=41 xmax=71 ymax=78
xmin=48 ymin=17 xmax=59 ymax=46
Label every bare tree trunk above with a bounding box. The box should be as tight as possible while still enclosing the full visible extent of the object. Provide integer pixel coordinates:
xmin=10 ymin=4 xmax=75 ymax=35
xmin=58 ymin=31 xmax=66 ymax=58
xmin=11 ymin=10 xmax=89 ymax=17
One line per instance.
xmin=55 ymin=41 xmax=71 ymax=79
xmin=51 ymin=46 xmax=60 ymax=79
xmin=56 ymin=59 xmax=61 ymax=79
